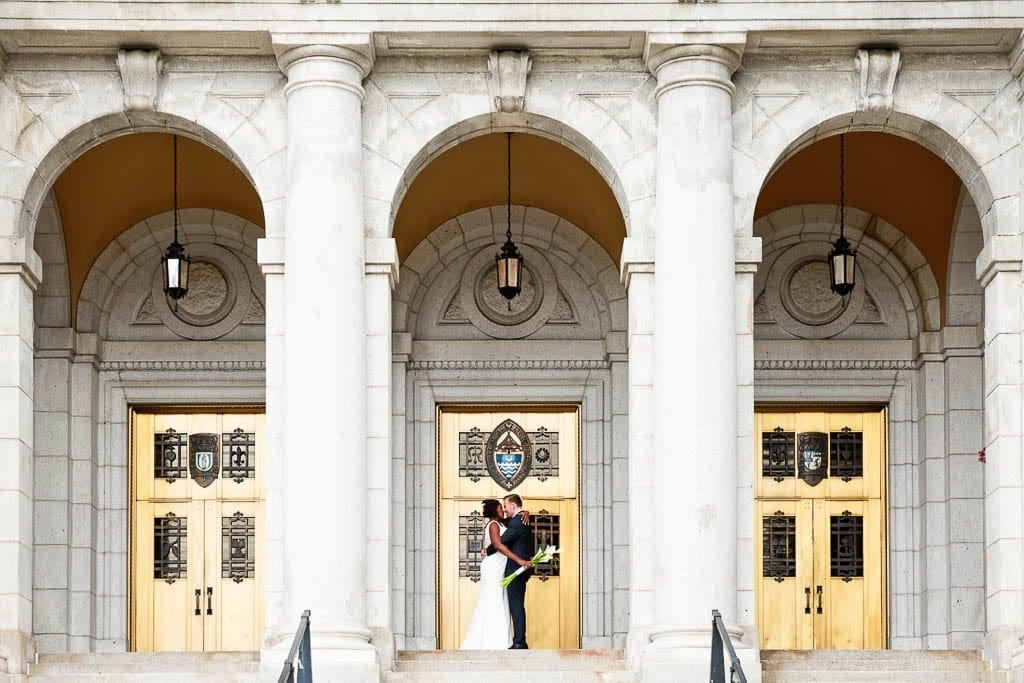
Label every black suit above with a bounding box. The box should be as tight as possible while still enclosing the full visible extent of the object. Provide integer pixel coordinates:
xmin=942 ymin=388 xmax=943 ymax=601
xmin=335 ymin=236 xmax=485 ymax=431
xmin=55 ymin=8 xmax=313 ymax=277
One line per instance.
xmin=487 ymin=511 xmax=534 ymax=648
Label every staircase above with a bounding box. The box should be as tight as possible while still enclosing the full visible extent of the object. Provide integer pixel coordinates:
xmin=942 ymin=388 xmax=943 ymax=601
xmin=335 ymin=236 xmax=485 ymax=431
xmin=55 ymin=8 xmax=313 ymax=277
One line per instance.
xmin=18 ymin=652 xmax=261 ymax=681
xmin=384 ymin=649 xmax=636 ymax=682
xmin=761 ymin=649 xmax=1002 ymax=682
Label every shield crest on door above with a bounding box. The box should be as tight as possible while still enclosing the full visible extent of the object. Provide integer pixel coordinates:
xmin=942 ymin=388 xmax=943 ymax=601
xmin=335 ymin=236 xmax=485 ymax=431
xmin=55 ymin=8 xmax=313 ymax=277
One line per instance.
xmin=189 ymin=433 xmax=220 ymax=488
xmin=485 ymin=419 xmax=533 ymax=490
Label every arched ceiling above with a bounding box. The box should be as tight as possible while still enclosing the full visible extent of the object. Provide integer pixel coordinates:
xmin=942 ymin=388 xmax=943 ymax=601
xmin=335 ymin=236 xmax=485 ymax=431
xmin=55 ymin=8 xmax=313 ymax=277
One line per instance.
xmin=393 ymin=132 xmax=626 ymax=264
xmin=52 ymin=132 xmax=264 ymax=321
xmin=756 ymin=132 xmax=963 ymax=315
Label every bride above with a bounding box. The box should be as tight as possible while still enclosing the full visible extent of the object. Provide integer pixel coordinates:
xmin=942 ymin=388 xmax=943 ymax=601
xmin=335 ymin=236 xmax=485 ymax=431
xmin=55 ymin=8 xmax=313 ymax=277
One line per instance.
xmin=460 ymin=499 xmax=515 ymax=649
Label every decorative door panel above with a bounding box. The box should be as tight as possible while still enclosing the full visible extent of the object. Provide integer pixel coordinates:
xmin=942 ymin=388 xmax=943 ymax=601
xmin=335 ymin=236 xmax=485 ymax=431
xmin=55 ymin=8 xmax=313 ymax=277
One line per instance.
xmin=438 ymin=406 xmax=580 ymax=650
xmin=135 ymin=413 xmax=262 ymax=502
xmin=131 ymin=411 xmax=264 ymax=652
xmin=757 ymin=411 xmax=883 ymax=500
xmin=756 ymin=500 xmax=814 ymax=650
xmin=754 ymin=409 xmax=886 ymax=650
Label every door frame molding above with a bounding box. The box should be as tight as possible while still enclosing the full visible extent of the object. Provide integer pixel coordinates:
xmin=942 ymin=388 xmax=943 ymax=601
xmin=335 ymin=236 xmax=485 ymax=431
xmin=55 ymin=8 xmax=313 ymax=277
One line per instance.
xmin=435 ymin=403 xmax=582 ymax=649
xmin=398 ymin=370 xmax=621 ymax=649
xmin=94 ymin=371 xmax=264 ymax=651
xmin=127 ymin=405 xmax=266 ymax=652
xmin=752 ymin=397 xmax=895 ymax=650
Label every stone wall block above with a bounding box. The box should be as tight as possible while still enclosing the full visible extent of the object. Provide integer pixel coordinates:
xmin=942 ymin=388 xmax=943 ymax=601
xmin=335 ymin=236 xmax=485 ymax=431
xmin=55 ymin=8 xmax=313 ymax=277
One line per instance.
xmin=159 ymin=72 xmax=216 ymax=123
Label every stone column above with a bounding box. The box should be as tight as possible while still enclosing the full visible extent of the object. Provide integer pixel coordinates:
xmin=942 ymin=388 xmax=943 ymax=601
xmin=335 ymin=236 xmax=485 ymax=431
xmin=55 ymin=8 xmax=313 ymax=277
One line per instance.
xmin=364 ymin=237 xmax=398 ymax=662
xmin=0 ymin=237 xmax=41 ymax=674
xmin=976 ymin=239 xmax=1024 ymax=673
xmin=621 ymin=237 xmax=656 ymax=662
xmin=642 ymin=38 xmax=743 ymax=677
xmin=273 ymin=39 xmax=377 ymax=679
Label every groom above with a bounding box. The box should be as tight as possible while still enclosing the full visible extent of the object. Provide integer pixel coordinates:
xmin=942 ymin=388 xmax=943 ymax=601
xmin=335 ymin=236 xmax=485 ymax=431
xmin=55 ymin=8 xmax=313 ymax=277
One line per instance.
xmin=487 ymin=493 xmax=534 ymax=648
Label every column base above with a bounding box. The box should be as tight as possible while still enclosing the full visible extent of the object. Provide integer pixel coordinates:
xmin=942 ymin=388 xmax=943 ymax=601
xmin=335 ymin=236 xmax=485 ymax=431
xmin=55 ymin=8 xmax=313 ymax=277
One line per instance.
xmin=1001 ymin=627 xmax=1024 ymax=683
xmin=632 ymin=624 xmax=762 ymax=683
xmin=986 ymin=626 xmax=1024 ymax=673
xmin=262 ymin=621 xmax=387 ymax=682
xmin=0 ymin=629 xmax=35 ymax=675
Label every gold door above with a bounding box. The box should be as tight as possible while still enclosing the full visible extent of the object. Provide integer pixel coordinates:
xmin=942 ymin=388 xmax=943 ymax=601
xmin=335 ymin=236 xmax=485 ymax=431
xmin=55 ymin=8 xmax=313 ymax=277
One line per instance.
xmin=438 ymin=406 xmax=580 ymax=650
xmin=131 ymin=411 xmax=264 ymax=652
xmin=754 ymin=410 xmax=887 ymax=650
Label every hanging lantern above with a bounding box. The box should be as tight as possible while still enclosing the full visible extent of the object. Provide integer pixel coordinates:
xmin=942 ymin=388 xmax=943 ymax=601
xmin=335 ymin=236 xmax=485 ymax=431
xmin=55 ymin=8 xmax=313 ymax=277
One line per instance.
xmin=495 ymin=132 xmax=523 ymax=307
xmin=828 ymin=133 xmax=856 ymax=296
xmin=161 ymin=134 xmax=190 ymax=309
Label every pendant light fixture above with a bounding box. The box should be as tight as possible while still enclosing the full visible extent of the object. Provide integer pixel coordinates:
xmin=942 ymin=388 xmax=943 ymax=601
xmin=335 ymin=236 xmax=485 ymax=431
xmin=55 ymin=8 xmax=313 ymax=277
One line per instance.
xmin=828 ymin=133 xmax=856 ymax=296
xmin=495 ymin=132 xmax=523 ymax=309
xmin=161 ymin=134 xmax=190 ymax=310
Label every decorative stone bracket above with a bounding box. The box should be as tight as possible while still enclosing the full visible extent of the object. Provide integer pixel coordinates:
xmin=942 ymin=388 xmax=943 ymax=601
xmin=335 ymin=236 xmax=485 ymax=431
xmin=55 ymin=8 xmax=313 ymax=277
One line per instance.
xmin=487 ymin=50 xmax=532 ymax=113
xmin=855 ymin=47 xmax=900 ymax=112
xmin=117 ymin=48 xmax=163 ymax=111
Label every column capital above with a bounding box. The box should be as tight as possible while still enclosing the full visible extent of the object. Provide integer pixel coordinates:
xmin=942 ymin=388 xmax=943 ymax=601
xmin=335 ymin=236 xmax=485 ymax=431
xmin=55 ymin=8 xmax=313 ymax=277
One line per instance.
xmin=976 ymin=234 xmax=1022 ymax=287
xmin=620 ymin=236 xmax=655 ymax=290
xmin=272 ymin=34 xmax=374 ymax=97
xmin=0 ymin=237 xmax=42 ymax=291
xmin=644 ymin=33 xmax=744 ymax=97
xmin=365 ymin=237 xmax=400 ymax=290
xmin=257 ymin=236 xmax=285 ymax=276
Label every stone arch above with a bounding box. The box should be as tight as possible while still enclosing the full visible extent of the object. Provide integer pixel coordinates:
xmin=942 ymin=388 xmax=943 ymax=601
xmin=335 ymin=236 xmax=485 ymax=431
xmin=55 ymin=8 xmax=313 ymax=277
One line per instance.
xmin=34 ymin=190 xmax=72 ymax=328
xmin=12 ymin=80 xmax=285 ymax=244
xmin=754 ymin=205 xmax=941 ymax=339
xmin=363 ymin=66 xmax=655 ymax=241
xmin=946 ymin=188 xmax=985 ymax=327
xmin=395 ymin=206 xmax=626 ymax=340
xmin=735 ymin=88 xmax=1005 ymax=244
xmin=77 ymin=208 xmax=264 ymax=340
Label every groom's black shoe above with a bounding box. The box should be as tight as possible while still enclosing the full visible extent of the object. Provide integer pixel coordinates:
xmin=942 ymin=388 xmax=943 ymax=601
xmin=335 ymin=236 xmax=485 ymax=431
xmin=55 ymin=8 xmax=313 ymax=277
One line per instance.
xmin=509 ymin=644 xmax=528 ymax=649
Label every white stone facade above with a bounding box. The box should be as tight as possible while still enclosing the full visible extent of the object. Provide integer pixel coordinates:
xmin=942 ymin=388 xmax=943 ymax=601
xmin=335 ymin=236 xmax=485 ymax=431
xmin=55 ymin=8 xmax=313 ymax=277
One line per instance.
xmin=0 ymin=6 xmax=1021 ymax=682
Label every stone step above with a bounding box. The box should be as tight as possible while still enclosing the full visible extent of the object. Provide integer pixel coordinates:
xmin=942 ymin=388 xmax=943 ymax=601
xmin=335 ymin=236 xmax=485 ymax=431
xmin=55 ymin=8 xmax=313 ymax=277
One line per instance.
xmin=385 ymin=672 xmax=636 ymax=683
xmin=24 ymin=652 xmax=261 ymax=681
xmin=761 ymin=649 xmax=993 ymax=683
xmin=395 ymin=649 xmax=627 ymax=672
xmin=387 ymin=649 xmax=634 ymax=682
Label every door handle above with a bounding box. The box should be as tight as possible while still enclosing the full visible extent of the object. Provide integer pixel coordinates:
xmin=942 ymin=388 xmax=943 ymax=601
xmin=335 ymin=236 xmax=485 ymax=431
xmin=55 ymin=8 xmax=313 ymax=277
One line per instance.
xmin=206 ymin=587 xmax=213 ymax=615
xmin=815 ymin=585 xmax=823 ymax=614
xmin=194 ymin=589 xmax=201 ymax=616
xmin=804 ymin=587 xmax=811 ymax=614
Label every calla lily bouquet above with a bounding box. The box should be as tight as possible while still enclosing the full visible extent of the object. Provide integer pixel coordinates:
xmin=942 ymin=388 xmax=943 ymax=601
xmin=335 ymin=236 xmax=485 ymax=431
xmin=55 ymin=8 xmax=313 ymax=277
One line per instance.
xmin=500 ymin=545 xmax=561 ymax=588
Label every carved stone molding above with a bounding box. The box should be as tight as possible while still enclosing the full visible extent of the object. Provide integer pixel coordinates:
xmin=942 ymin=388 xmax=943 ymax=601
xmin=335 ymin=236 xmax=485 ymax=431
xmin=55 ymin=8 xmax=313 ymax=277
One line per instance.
xmin=487 ymin=50 xmax=532 ymax=113
xmin=856 ymin=48 xmax=900 ymax=112
xmin=755 ymin=359 xmax=914 ymax=370
xmin=407 ymin=360 xmax=608 ymax=370
xmin=117 ymin=49 xmax=163 ymax=111
xmin=101 ymin=360 xmax=265 ymax=371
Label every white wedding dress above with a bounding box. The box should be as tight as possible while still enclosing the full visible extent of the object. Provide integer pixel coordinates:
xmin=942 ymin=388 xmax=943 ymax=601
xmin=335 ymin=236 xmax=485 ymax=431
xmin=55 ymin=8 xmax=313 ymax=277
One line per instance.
xmin=460 ymin=520 xmax=513 ymax=649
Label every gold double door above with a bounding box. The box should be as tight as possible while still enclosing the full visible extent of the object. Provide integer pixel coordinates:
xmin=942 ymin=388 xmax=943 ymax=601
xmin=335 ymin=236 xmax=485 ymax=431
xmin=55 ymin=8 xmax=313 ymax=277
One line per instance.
xmin=755 ymin=409 xmax=887 ymax=650
xmin=438 ymin=406 xmax=580 ymax=650
xmin=131 ymin=411 xmax=264 ymax=652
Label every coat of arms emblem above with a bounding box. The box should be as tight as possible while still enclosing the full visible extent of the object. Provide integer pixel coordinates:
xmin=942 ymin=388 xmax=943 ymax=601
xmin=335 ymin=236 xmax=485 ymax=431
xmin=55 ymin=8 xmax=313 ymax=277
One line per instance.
xmin=189 ymin=433 xmax=220 ymax=488
xmin=797 ymin=432 xmax=828 ymax=486
xmin=485 ymin=419 xmax=533 ymax=491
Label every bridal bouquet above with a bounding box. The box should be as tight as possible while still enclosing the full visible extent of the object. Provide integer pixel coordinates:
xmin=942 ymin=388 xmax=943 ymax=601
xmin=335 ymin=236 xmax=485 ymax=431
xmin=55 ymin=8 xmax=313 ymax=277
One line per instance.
xmin=500 ymin=545 xmax=561 ymax=588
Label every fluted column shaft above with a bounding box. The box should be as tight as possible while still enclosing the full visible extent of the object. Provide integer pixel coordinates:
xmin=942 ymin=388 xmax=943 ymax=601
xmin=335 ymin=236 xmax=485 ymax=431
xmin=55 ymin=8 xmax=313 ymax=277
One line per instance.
xmin=649 ymin=44 xmax=741 ymax=646
xmin=277 ymin=44 xmax=373 ymax=651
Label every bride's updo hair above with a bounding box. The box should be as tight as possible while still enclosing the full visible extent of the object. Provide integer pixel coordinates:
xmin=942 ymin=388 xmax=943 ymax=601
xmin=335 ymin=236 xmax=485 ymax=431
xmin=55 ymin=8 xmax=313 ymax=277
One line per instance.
xmin=482 ymin=499 xmax=501 ymax=519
